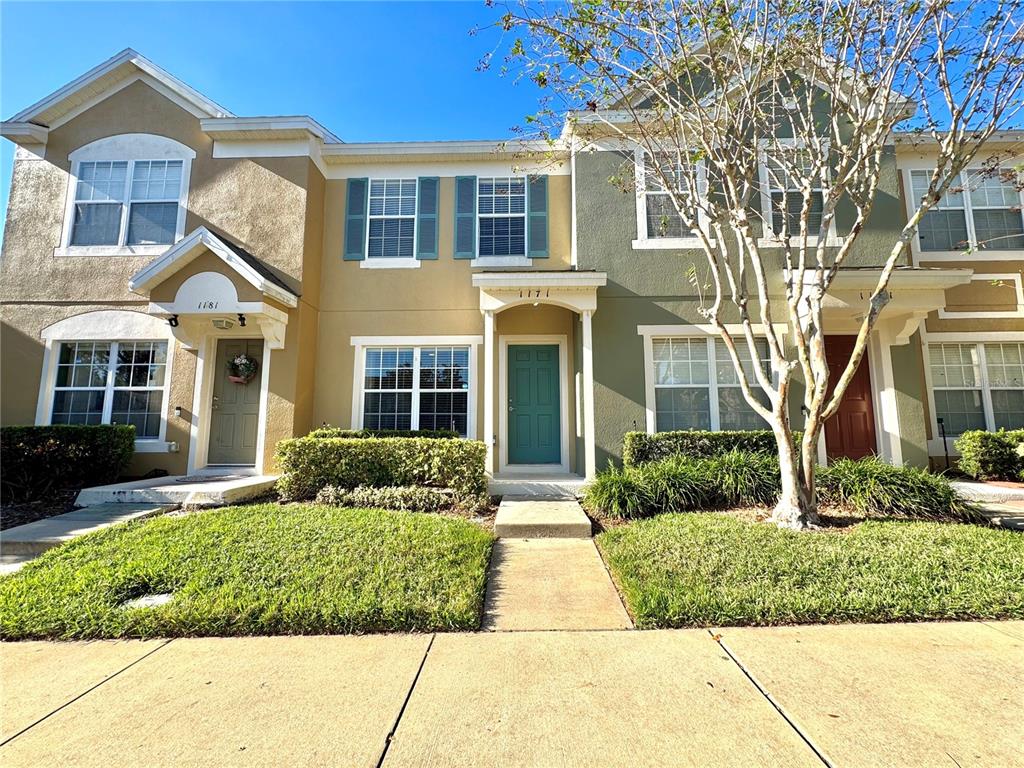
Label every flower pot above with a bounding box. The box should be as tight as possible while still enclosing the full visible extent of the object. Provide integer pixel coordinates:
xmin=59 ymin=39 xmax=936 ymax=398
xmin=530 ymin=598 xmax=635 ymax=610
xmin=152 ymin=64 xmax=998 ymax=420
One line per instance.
xmin=228 ymin=375 xmax=252 ymax=384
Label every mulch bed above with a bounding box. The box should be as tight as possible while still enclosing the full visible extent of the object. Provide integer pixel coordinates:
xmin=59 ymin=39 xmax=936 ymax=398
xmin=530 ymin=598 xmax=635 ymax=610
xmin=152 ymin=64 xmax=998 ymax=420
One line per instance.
xmin=1 ymin=490 xmax=80 ymax=531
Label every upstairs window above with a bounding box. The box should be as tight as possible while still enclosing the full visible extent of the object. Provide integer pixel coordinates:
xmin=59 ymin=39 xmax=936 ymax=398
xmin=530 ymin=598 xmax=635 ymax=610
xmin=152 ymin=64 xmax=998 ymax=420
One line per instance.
xmin=762 ymin=147 xmax=825 ymax=237
xmin=641 ymin=152 xmax=703 ymax=239
xmin=911 ymin=168 xmax=1024 ymax=252
xmin=367 ymin=179 xmax=417 ymax=259
xmin=70 ymin=159 xmax=184 ymax=247
xmin=478 ymin=177 xmax=526 ymax=257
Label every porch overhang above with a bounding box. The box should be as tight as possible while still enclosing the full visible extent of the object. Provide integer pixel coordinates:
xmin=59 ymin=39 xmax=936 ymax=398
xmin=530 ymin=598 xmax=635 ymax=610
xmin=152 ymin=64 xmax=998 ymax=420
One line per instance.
xmin=472 ymin=270 xmax=608 ymax=314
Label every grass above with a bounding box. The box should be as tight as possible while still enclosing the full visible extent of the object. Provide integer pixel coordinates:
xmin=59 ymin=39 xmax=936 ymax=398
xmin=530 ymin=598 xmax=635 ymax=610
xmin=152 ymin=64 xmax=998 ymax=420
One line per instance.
xmin=597 ymin=513 xmax=1024 ymax=628
xmin=0 ymin=504 xmax=494 ymax=639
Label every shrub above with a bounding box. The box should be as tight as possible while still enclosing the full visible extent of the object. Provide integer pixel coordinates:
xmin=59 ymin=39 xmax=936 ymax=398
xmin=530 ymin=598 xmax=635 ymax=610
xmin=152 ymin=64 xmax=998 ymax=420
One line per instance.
xmin=582 ymin=464 xmax=656 ymax=519
xmin=307 ymin=427 xmax=459 ymax=440
xmin=955 ymin=429 xmax=1024 ymax=481
xmin=623 ymin=429 xmax=797 ymax=466
xmin=639 ymin=456 xmax=715 ymax=512
xmin=276 ymin=436 xmax=488 ymax=511
xmin=316 ymin=485 xmax=454 ymax=513
xmin=0 ymin=425 xmax=135 ymax=502
xmin=818 ymin=457 xmax=984 ymax=523
xmin=705 ymin=450 xmax=781 ymax=507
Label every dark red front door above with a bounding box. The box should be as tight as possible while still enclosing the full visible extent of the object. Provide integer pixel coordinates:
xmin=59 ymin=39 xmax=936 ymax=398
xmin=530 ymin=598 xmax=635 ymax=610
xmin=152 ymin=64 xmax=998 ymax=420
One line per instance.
xmin=823 ymin=335 xmax=877 ymax=461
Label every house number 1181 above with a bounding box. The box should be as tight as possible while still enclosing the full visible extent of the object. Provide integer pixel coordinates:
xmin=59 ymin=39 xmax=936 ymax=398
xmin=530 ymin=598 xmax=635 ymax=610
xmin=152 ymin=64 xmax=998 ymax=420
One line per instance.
xmin=197 ymin=301 xmax=219 ymax=310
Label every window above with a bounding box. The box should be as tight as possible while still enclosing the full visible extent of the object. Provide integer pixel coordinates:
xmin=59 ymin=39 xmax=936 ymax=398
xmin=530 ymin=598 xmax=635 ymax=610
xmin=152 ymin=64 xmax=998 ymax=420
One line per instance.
xmin=71 ymin=159 xmax=183 ymax=247
xmin=640 ymin=152 xmax=703 ymax=240
xmin=361 ymin=345 xmax=471 ymax=436
xmin=910 ymin=168 xmax=1024 ymax=252
xmin=929 ymin=342 xmax=1024 ymax=435
xmin=762 ymin=147 xmax=825 ymax=237
xmin=478 ymin=177 xmax=526 ymax=257
xmin=651 ymin=336 xmax=771 ymax=432
xmin=51 ymin=340 xmax=168 ymax=439
xmin=367 ymin=179 xmax=417 ymax=259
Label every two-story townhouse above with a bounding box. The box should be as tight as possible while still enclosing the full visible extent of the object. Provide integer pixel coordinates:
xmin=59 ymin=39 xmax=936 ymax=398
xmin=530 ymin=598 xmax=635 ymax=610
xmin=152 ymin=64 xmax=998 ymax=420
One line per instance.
xmin=2 ymin=50 xmax=1022 ymax=487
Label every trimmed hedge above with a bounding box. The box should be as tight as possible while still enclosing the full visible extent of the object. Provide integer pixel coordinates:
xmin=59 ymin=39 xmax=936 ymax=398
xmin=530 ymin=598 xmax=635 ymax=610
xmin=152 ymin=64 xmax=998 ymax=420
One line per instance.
xmin=308 ymin=427 xmax=459 ymax=439
xmin=623 ymin=430 xmax=799 ymax=467
xmin=954 ymin=429 xmax=1024 ymax=481
xmin=585 ymin=451 xmax=981 ymax=523
xmin=1 ymin=425 xmax=135 ymax=502
xmin=315 ymin=485 xmax=454 ymax=513
xmin=276 ymin=436 xmax=488 ymax=511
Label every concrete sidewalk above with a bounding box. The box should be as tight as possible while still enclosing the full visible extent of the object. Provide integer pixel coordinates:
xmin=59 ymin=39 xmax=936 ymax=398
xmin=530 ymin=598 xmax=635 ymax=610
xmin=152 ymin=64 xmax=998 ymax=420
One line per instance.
xmin=2 ymin=622 xmax=1022 ymax=767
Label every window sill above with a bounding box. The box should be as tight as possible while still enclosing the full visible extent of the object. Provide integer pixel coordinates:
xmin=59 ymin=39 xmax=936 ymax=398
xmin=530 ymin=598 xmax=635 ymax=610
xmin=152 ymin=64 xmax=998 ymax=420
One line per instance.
xmin=916 ymin=249 xmax=1024 ymax=262
xmin=54 ymin=244 xmax=171 ymax=258
xmin=134 ymin=440 xmax=176 ymax=453
xmin=632 ymin=238 xmax=713 ymax=251
xmin=359 ymin=258 xmax=422 ymax=269
xmin=471 ymin=255 xmax=532 ymax=268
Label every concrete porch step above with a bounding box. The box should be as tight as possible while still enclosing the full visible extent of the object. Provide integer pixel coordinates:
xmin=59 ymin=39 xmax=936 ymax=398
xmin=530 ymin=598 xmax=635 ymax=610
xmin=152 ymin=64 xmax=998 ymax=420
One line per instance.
xmin=1 ymin=503 xmax=174 ymax=559
xmin=489 ymin=474 xmax=587 ymax=499
xmin=493 ymin=498 xmax=593 ymax=539
xmin=75 ymin=474 xmax=277 ymax=508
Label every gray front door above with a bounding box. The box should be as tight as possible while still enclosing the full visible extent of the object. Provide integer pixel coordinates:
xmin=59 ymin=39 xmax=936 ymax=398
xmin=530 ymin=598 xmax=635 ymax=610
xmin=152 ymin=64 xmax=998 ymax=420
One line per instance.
xmin=208 ymin=338 xmax=262 ymax=465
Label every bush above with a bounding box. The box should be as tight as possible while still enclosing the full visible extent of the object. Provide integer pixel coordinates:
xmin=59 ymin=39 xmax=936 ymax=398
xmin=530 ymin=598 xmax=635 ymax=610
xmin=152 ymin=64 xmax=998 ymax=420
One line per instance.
xmin=817 ymin=457 xmax=984 ymax=523
xmin=308 ymin=426 xmax=459 ymax=440
xmin=623 ymin=429 xmax=796 ymax=466
xmin=705 ymin=450 xmax=781 ymax=507
xmin=954 ymin=429 xmax=1024 ymax=481
xmin=583 ymin=464 xmax=657 ymax=519
xmin=315 ymin=485 xmax=454 ymax=513
xmin=1 ymin=425 xmax=135 ymax=502
xmin=276 ymin=436 xmax=488 ymax=511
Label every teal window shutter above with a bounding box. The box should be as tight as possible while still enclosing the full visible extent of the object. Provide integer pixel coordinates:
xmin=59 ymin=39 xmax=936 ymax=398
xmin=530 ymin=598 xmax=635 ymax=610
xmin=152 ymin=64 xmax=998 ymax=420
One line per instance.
xmin=344 ymin=177 xmax=368 ymax=260
xmin=527 ymin=175 xmax=549 ymax=258
xmin=416 ymin=177 xmax=439 ymax=260
xmin=454 ymin=176 xmax=477 ymax=259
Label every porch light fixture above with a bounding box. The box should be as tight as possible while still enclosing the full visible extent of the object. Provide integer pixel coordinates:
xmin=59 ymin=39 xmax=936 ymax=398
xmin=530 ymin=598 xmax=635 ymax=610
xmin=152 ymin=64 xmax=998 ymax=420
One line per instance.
xmin=237 ymin=313 xmax=247 ymax=327
xmin=168 ymin=314 xmax=179 ymax=328
xmin=212 ymin=318 xmax=234 ymax=330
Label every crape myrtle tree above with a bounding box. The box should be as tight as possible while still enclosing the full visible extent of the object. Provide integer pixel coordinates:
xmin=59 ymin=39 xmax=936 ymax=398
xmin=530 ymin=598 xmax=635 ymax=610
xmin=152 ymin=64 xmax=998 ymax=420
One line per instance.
xmin=486 ymin=0 xmax=1024 ymax=528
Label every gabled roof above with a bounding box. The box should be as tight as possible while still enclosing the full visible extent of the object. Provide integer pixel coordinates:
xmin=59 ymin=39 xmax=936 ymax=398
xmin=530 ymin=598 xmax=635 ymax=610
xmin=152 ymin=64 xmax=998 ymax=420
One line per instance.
xmin=129 ymin=227 xmax=299 ymax=308
xmin=5 ymin=49 xmax=234 ymax=130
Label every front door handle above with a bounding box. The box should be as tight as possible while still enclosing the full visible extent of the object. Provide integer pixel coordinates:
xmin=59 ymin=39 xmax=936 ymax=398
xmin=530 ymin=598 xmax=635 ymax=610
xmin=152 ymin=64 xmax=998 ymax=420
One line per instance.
xmin=212 ymin=395 xmax=220 ymax=411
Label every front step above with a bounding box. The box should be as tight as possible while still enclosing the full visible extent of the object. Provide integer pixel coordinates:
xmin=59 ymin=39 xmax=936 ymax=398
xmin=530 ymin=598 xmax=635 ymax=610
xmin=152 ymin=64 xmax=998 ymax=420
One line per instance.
xmin=489 ymin=474 xmax=586 ymax=499
xmin=1 ymin=503 xmax=174 ymax=558
xmin=76 ymin=474 xmax=277 ymax=507
xmin=493 ymin=498 xmax=592 ymax=539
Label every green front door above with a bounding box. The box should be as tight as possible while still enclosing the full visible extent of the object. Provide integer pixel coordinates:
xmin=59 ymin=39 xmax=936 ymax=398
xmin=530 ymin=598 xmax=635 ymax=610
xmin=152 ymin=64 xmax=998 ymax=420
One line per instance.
xmin=507 ymin=344 xmax=561 ymax=465
xmin=208 ymin=338 xmax=262 ymax=465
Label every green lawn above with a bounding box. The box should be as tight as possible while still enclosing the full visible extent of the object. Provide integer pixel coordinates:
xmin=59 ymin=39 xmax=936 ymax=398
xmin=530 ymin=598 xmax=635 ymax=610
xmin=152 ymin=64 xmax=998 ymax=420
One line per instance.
xmin=0 ymin=504 xmax=493 ymax=639
xmin=597 ymin=514 xmax=1024 ymax=628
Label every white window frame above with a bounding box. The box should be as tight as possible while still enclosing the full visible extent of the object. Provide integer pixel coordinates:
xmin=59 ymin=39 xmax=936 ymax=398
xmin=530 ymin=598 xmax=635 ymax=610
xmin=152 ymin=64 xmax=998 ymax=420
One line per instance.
xmin=900 ymin=157 xmax=1024 ymax=263
xmin=57 ymin=134 xmax=194 ymax=258
xmin=349 ymin=336 xmax=482 ymax=439
xmin=632 ymin=146 xmax=713 ymax=250
xmin=475 ymin=176 xmax=530 ymax=266
xmin=757 ymin=138 xmax=841 ymax=248
xmin=923 ymin=335 xmax=1024 ymax=455
xmin=361 ymin=177 xmax=420 ymax=270
xmin=638 ymin=325 xmax=781 ymax=433
xmin=47 ymin=339 xmax=172 ymax=443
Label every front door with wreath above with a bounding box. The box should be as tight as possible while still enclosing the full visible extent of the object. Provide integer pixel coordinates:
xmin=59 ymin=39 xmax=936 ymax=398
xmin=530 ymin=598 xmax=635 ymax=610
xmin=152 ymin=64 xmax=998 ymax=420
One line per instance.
xmin=209 ymin=338 xmax=262 ymax=465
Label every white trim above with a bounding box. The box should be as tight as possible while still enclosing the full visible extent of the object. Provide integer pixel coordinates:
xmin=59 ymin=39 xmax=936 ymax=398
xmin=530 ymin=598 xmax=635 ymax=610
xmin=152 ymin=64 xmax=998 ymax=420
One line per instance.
xmin=937 ymin=273 xmax=1024 ymax=319
xmin=359 ymin=258 xmax=421 ymax=270
xmin=324 ymin=159 xmax=568 ymax=180
xmin=350 ymin=335 xmax=484 ymax=347
xmin=632 ymin=146 xmax=714 ymax=250
xmin=581 ymin=310 xmax=597 ymax=478
xmin=364 ymin=177 xmax=418 ymax=265
xmin=922 ymin=331 xmax=1024 ymax=343
xmin=484 ymin=311 xmax=496 ymax=473
xmin=637 ymin=323 xmax=790 ymax=337
xmin=570 ymin=143 xmax=578 ymax=268
xmin=471 ymin=256 xmax=533 ymax=268
xmin=868 ymin=332 xmax=902 ymax=464
xmin=498 ymin=334 xmax=571 ymax=474
xmin=201 ymin=116 xmax=341 ymax=144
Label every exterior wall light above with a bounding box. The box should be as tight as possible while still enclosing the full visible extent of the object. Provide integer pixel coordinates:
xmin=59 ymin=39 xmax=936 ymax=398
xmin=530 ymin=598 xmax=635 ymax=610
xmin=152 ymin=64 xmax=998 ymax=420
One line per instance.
xmin=212 ymin=318 xmax=234 ymax=330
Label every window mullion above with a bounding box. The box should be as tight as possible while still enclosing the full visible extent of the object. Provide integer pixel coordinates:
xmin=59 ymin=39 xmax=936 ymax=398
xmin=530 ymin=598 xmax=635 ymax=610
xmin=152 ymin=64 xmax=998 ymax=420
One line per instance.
xmin=102 ymin=341 xmax=117 ymax=425
xmin=707 ymin=337 xmax=720 ymax=431
xmin=976 ymin=343 xmax=997 ymax=430
xmin=118 ymin=161 xmax=132 ymax=247
xmin=411 ymin=347 xmax=421 ymax=431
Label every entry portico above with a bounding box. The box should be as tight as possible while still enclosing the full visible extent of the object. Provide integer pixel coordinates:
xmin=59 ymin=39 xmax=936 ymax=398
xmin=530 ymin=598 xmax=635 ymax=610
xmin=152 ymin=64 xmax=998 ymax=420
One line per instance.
xmin=473 ymin=271 xmax=607 ymax=480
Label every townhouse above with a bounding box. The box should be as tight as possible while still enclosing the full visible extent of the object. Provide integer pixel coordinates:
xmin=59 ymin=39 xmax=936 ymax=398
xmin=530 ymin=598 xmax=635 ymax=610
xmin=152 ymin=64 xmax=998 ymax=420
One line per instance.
xmin=1 ymin=50 xmax=1021 ymax=483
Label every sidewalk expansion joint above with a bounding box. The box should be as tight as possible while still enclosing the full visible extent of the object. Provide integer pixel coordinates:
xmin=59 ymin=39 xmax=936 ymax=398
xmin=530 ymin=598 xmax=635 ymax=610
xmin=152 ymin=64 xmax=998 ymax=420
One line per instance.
xmin=375 ymin=633 xmax=435 ymax=768
xmin=0 ymin=638 xmax=174 ymax=748
xmin=709 ymin=630 xmax=834 ymax=768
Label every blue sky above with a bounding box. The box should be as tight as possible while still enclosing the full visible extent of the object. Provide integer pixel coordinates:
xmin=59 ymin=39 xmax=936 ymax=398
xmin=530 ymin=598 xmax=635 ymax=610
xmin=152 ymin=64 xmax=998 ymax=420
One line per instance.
xmin=0 ymin=1 xmax=540 ymax=235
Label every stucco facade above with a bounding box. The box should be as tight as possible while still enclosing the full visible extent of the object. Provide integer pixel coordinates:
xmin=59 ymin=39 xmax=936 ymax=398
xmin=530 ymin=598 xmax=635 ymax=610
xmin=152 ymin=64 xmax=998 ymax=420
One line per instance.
xmin=1 ymin=50 xmax=1021 ymax=482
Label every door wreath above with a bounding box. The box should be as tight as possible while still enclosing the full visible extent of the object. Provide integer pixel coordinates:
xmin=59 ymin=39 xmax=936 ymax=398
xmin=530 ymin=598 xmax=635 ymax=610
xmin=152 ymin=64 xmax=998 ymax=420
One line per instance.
xmin=227 ymin=352 xmax=259 ymax=384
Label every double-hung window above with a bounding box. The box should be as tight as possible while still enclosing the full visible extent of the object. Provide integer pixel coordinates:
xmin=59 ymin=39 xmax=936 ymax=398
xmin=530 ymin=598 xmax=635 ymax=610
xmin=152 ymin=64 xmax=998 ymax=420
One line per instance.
xmin=910 ymin=168 xmax=1024 ymax=253
xmin=637 ymin=150 xmax=706 ymax=243
xmin=51 ymin=340 xmax=169 ymax=439
xmin=650 ymin=336 xmax=771 ymax=432
xmin=762 ymin=146 xmax=825 ymax=238
xmin=361 ymin=345 xmax=472 ymax=436
xmin=70 ymin=160 xmax=184 ymax=247
xmin=928 ymin=342 xmax=1024 ymax=435
xmin=367 ymin=179 xmax=417 ymax=259
xmin=478 ymin=177 xmax=526 ymax=257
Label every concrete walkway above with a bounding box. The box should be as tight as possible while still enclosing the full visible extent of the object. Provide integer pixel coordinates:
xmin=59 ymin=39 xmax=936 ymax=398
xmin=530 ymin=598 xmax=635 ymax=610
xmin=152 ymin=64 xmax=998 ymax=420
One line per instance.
xmin=2 ymin=622 xmax=1021 ymax=766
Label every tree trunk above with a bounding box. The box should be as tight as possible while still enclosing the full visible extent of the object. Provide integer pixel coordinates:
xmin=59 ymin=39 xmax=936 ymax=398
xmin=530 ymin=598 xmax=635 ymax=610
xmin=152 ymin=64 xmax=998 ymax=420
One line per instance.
xmin=770 ymin=426 xmax=821 ymax=530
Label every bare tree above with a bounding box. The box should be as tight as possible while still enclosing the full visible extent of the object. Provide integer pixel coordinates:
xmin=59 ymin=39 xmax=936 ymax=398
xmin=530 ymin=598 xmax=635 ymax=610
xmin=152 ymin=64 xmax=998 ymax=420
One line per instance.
xmin=486 ymin=0 xmax=1024 ymax=528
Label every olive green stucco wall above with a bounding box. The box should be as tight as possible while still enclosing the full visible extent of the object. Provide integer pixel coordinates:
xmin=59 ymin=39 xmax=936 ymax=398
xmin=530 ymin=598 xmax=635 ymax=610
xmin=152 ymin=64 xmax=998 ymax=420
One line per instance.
xmin=891 ymin=332 xmax=929 ymax=468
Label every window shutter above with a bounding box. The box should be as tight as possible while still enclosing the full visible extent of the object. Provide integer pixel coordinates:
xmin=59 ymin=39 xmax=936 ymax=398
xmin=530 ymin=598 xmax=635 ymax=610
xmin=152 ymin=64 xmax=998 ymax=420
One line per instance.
xmin=416 ymin=177 xmax=439 ymax=260
xmin=527 ymin=175 xmax=549 ymax=258
xmin=344 ymin=177 xmax=368 ymax=260
xmin=454 ymin=176 xmax=477 ymax=259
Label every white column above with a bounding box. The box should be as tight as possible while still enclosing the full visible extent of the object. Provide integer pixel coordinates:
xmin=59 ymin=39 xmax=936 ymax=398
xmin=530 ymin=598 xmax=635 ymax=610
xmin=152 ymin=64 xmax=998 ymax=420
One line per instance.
xmin=582 ymin=309 xmax=596 ymax=479
xmin=483 ymin=309 xmax=495 ymax=476
xmin=871 ymin=330 xmax=904 ymax=465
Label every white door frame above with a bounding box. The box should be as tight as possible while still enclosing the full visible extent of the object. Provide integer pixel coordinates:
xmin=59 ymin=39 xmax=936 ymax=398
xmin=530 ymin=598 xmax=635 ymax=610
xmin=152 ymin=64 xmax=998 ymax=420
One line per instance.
xmin=498 ymin=334 xmax=570 ymax=475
